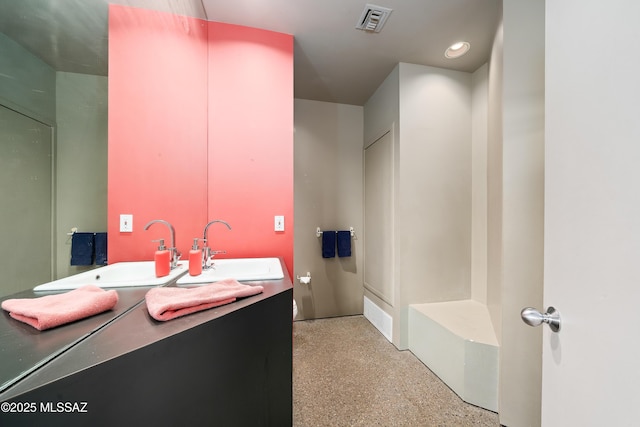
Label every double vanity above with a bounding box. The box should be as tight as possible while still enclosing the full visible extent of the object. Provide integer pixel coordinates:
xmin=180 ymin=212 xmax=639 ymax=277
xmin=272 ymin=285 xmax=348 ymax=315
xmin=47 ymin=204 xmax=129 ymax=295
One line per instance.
xmin=0 ymin=258 xmax=293 ymax=426
xmin=32 ymin=257 xmax=285 ymax=291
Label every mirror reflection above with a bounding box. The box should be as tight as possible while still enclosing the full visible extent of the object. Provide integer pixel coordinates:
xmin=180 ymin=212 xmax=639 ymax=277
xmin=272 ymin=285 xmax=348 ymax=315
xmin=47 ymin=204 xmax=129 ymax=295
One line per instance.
xmin=0 ymin=1 xmax=220 ymax=297
xmin=0 ymin=2 xmax=113 ymax=297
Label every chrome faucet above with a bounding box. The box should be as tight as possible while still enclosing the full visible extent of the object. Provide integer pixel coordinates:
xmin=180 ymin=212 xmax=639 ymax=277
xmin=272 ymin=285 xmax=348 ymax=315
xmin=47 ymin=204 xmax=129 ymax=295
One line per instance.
xmin=202 ymin=220 xmax=231 ymax=269
xmin=144 ymin=219 xmax=181 ymax=269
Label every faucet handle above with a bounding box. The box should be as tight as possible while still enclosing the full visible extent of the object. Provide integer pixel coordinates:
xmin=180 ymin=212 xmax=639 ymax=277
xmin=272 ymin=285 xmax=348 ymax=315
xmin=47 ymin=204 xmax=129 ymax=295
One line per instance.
xmin=168 ymin=247 xmax=181 ymax=269
xmin=202 ymin=247 xmax=212 ymax=269
xmin=201 ymin=248 xmax=226 ymax=270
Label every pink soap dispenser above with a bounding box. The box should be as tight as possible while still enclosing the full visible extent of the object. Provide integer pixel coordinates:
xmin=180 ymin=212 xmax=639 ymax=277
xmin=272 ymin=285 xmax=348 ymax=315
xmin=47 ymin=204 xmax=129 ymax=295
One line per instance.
xmin=189 ymin=238 xmax=202 ymax=276
xmin=153 ymin=239 xmax=170 ymax=278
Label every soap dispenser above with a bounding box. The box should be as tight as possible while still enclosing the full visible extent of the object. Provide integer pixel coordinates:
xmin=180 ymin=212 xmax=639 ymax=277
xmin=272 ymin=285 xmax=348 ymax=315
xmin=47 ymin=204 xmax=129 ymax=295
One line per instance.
xmin=189 ymin=238 xmax=202 ymax=276
xmin=153 ymin=239 xmax=170 ymax=278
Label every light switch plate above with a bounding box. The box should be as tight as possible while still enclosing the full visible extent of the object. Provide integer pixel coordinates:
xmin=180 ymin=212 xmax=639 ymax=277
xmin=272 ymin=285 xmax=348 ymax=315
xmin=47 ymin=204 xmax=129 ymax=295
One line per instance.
xmin=274 ymin=215 xmax=285 ymax=232
xmin=120 ymin=214 xmax=133 ymax=232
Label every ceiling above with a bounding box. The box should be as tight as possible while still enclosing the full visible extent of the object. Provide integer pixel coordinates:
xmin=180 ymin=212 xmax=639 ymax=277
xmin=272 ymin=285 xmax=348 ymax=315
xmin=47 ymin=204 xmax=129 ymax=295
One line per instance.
xmin=0 ymin=0 xmax=500 ymax=106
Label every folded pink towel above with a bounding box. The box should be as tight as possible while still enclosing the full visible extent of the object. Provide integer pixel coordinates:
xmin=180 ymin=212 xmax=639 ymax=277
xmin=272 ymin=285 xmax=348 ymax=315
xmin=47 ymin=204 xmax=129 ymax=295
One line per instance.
xmin=145 ymin=278 xmax=264 ymax=321
xmin=1 ymin=285 xmax=119 ymax=331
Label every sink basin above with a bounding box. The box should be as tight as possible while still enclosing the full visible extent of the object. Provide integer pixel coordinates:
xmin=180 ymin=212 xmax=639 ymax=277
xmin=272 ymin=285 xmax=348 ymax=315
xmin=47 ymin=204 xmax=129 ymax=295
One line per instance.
xmin=176 ymin=257 xmax=284 ymax=285
xmin=33 ymin=261 xmax=189 ymax=291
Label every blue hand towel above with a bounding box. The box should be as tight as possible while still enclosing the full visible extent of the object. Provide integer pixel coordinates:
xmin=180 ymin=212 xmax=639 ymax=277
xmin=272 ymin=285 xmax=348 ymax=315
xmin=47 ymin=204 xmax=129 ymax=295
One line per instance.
xmin=94 ymin=232 xmax=108 ymax=265
xmin=71 ymin=232 xmax=94 ymax=266
xmin=322 ymin=231 xmax=336 ymax=258
xmin=337 ymin=231 xmax=351 ymax=257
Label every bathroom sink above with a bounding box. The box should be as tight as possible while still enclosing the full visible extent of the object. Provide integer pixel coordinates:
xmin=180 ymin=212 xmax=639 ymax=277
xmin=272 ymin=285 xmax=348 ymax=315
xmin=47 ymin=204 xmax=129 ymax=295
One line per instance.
xmin=176 ymin=257 xmax=284 ymax=285
xmin=33 ymin=261 xmax=189 ymax=291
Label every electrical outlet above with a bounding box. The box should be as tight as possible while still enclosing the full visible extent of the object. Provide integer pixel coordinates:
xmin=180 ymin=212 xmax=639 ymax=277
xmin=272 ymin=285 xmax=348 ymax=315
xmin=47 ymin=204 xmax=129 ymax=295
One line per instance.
xmin=120 ymin=214 xmax=133 ymax=232
xmin=274 ymin=215 xmax=285 ymax=232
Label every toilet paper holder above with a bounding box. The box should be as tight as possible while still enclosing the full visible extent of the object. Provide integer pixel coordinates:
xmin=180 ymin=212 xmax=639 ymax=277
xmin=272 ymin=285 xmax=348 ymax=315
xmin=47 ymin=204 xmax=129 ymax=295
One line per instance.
xmin=297 ymin=272 xmax=311 ymax=284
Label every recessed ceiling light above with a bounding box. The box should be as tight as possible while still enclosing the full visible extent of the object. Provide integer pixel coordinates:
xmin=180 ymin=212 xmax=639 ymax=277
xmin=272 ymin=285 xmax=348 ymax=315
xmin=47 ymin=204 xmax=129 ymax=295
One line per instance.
xmin=445 ymin=41 xmax=470 ymax=59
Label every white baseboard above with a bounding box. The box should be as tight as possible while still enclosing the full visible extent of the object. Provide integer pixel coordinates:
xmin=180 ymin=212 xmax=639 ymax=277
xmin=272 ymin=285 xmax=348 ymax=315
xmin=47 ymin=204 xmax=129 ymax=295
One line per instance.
xmin=363 ymin=296 xmax=393 ymax=342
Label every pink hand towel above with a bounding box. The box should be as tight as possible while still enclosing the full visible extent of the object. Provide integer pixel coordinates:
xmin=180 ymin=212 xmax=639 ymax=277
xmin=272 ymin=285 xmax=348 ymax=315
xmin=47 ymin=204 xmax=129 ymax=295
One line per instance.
xmin=1 ymin=285 xmax=119 ymax=331
xmin=145 ymin=278 xmax=264 ymax=321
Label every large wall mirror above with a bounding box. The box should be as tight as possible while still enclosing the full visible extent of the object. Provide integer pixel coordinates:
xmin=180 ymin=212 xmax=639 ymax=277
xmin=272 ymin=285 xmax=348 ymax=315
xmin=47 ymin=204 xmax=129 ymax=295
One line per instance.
xmin=0 ymin=0 xmax=205 ymax=296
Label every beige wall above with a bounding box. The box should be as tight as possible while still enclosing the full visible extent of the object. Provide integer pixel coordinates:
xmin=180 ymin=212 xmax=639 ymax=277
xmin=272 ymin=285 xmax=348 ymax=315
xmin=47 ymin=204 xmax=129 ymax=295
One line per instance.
xmin=363 ymin=66 xmax=400 ymax=147
xmin=0 ymin=33 xmax=56 ymax=125
xmin=0 ymin=106 xmax=53 ymax=296
xmin=293 ymin=99 xmax=364 ymax=320
xmin=471 ymin=64 xmax=489 ymax=304
xmin=360 ymin=19 xmax=544 ymax=421
xmin=55 ymin=72 xmax=108 ymax=279
xmin=364 ymin=63 xmax=473 ymax=349
xmin=0 ymin=34 xmax=57 ymax=295
xmin=397 ymin=63 xmax=473 ymax=348
xmin=493 ymin=1 xmax=545 ymax=425
xmin=0 ymin=37 xmax=108 ymax=292
xmin=487 ymin=8 xmax=504 ymax=343
xmin=362 ymin=66 xmax=400 ymax=340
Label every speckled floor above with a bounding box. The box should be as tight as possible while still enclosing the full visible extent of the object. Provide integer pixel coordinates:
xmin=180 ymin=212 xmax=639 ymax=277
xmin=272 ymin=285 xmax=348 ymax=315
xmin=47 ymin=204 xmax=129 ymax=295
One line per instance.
xmin=293 ymin=315 xmax=500 ymax=427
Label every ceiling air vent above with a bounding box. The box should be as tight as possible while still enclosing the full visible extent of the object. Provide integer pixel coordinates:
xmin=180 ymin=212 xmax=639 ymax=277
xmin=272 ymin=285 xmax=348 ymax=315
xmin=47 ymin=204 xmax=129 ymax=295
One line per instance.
xmin=356 ymin=4 xmax=393 ymax=33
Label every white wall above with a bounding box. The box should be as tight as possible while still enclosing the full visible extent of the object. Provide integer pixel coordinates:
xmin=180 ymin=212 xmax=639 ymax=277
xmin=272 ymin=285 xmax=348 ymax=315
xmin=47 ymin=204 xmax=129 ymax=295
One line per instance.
xmin=496 ymin=1 xmax=545 ymax=425
xmin=364 ymin=63 xmax=473 ymax=349
xmin=293 ymin=99 xmax=364 ymax=319
xmin=362 ymin=65 xmax=400 ymax=335
xmin=487 ymin=10 xmax=504 ymax=343
xmin=471 ymin=64 xmax=489 ymax=304
xmin=358 ymin=3 xmax=544 ymax=421
xmin=397 ymin=63 xmax=472 ymax=349
xmin=363 ymin=66 xmax=400 ymax=147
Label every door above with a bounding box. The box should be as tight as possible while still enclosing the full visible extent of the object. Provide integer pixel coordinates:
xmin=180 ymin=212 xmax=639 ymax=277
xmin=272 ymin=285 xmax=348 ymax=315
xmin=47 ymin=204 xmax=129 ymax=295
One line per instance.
xmin=364 ymin=130 xmax=394 ymax=305
xmin=0 ymin=105 xmax=53 ymax=296
xmin=541 ymin=1 xmax=640 ymax=424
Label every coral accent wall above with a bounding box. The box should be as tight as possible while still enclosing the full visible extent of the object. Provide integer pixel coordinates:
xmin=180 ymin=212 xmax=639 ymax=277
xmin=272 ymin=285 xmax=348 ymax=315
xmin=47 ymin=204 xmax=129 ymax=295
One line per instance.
xmin=208 ymin=22 xmax=294 ymax=276
xmin=108 ymin=6 xmax=293 ymax=276
xmin=108 ymin=6 xmax=208 ymax=263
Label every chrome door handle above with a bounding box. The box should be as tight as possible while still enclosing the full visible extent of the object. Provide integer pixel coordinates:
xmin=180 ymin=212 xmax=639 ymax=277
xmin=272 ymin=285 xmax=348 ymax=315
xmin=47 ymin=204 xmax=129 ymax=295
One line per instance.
xmin=521 ymin=306 xmax=561 ymax=333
